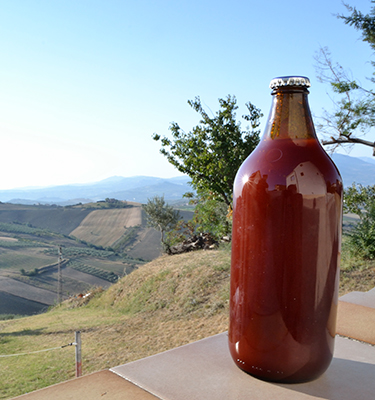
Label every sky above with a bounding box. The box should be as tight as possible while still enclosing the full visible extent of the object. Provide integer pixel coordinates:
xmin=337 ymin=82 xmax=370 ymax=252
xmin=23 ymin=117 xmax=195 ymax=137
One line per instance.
xmin=0 ymin=0 xmax=374 ymax=190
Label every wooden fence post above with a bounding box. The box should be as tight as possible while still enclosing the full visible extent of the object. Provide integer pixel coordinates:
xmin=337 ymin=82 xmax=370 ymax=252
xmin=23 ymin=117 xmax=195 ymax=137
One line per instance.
xmin=75 ymin=331 xmax=82 ymax=377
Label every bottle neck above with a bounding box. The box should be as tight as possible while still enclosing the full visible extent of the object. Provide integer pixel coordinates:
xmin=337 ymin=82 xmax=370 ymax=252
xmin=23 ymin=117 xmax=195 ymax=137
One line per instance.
xmin=263 ymin=87 xmax=317 ymax=141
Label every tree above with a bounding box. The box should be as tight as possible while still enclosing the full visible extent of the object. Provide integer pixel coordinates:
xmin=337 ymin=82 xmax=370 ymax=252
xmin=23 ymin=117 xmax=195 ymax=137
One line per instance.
xmin=343 ymin=183 xmax=375 ymax=259
xmin=315 ymin=3 xmax=375 ymax=154
xmin=184 ymin=188 xmax=231 ymax=239
xmin=142 ymin=195 xmax=181 ymax=247
xmin=153 ymin=95 xmax=262 ymax=210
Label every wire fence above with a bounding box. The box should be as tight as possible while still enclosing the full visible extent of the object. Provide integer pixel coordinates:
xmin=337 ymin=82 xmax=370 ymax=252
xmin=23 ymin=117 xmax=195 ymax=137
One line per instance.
xmin=0 ymin=342 xmax=76 ymax=358
xmin=0 ymin=331 xmax=82 ymax=377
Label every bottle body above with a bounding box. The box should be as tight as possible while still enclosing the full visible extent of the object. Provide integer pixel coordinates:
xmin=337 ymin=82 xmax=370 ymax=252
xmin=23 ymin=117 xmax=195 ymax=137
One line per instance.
xmin=228 ymin=79 xmax=343 ymax=383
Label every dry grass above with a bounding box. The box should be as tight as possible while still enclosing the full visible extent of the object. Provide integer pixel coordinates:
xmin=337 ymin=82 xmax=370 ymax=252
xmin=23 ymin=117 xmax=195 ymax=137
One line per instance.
xmin=340 ymin=266 xmax=375 ymax=295
xmin=339 ymin=237 xmax=375 ymax=295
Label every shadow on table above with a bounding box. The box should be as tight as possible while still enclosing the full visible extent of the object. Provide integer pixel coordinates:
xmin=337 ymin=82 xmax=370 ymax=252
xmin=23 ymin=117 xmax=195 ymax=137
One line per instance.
xmin=277 ymin=357 xmax=375 ymax=400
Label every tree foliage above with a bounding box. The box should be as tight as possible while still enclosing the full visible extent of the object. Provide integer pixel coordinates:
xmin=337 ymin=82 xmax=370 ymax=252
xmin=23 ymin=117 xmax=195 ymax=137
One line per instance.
xmin=315 ymin=3 xmax=375 ymax=154
xmin=344 ymin=183 xmax=375 ymax=216
xmin=184 ymin=188 xmax=231 ymax=239
xmin=142 ymin=195 xmax=181 ymax=246
xmin=344 ymin=183 xmax=375 ymax=259
xmin=153 ymin=95 xmax=262 ymax=209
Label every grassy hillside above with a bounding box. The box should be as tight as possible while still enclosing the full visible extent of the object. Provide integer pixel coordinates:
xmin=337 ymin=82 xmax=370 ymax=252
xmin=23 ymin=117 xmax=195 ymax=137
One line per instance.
xmin=1 ymin=245 xmax=374 ymax=399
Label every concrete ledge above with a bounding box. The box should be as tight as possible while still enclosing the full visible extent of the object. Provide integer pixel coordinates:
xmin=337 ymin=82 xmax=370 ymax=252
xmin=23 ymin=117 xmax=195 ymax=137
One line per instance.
xmin=111 ymin=332 xmax=375 ymax=400
xmin=11 ymin=370 xmax=158 ymax=400
xmin=337 ymin=300 xmax=375 ymax=345
xmin=340 ymin=288 xmax=375 ymax=309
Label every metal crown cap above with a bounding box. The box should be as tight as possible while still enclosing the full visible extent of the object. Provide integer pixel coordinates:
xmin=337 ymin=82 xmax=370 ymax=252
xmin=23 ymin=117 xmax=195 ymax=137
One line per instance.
xmin=269 ymin=76 xmax=311 ymax=89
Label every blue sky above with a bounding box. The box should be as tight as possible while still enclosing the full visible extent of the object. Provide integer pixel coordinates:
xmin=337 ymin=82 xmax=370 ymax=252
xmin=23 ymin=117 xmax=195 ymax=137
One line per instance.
xmin=0 ymin=0 xmax=373 ymax=190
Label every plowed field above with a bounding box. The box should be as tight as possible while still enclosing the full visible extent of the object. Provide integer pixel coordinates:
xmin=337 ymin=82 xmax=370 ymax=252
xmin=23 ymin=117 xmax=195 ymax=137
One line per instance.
xmin=0 ymin=276 xmax=56 ymax=304
xmin=70 ymin=207 xmax=142 ymax=247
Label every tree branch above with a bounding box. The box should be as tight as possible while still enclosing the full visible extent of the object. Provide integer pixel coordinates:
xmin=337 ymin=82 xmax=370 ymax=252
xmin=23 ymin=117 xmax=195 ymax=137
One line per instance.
xmin=322 ymin=136 xmax=375 ymax=155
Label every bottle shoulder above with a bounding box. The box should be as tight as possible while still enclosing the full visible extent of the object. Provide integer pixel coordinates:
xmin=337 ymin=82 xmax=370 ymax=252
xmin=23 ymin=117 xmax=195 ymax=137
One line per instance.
xmin=234 ymin=138 xmax=342 ymax=195
xmin=242 ymin=138 xmax=340 ymax=175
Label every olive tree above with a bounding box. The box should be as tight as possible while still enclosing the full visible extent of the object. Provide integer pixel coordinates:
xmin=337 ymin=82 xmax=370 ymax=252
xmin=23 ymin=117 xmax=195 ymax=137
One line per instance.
xmin=142 ymin=195 xmax=181 ymax=247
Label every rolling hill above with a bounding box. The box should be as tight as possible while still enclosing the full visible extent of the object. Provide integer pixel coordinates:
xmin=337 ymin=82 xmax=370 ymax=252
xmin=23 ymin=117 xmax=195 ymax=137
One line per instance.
xmin=0 ymin=201 xmax=193 ymax=316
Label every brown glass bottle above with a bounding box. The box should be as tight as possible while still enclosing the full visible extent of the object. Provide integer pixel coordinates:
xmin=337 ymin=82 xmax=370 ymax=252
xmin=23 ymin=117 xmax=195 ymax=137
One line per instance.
xmin=228 ymin=76 xmax=343 ymax=383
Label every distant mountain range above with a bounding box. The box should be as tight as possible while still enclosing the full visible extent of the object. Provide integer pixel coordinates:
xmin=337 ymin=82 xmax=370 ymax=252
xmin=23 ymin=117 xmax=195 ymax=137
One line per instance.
xmin=0 ymin=154 xmax=373 ymax=206
xmin=331 ymin=154 xmax=375 ymax=187
xmin=0 ymin=176 xmax=193 ymax=206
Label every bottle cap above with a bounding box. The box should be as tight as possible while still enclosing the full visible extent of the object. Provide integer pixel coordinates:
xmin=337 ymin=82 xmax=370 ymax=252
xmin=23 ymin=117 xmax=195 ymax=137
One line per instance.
xmin=269 ymin=76 xmax=311 ymax=89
